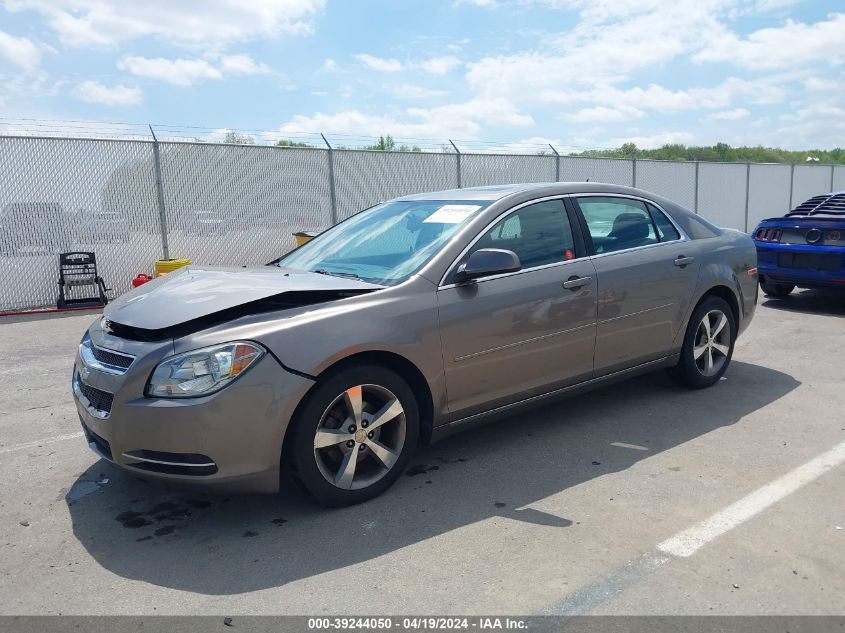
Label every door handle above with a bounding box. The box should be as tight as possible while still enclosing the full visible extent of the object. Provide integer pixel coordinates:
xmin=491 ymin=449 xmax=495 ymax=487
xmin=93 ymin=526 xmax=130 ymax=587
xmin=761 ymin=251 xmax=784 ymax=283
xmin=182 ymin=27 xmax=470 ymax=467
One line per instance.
xmin=674 ymin=256 xmax=695 ymax=268
xmin=563 ymin=275 xmax=592 ymax=290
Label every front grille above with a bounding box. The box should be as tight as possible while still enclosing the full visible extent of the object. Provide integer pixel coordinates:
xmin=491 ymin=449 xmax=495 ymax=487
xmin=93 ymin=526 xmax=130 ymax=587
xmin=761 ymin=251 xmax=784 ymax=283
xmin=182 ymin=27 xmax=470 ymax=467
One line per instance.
xmin=76 ymin=375 xmax=114 ymax=415
xmin=90 ymin=345 xmax=134 ymax=370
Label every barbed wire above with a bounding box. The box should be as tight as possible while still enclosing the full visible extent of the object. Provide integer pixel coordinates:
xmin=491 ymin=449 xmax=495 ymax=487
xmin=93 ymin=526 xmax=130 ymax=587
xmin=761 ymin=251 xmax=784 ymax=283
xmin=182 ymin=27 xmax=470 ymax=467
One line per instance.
xmin=0 ymin=117 xmax=617 ymax=155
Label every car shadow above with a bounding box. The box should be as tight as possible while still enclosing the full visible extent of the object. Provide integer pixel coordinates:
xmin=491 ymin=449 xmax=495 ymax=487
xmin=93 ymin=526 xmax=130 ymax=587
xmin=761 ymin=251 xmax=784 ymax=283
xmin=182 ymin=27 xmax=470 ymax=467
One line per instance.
xmin=762 ymin=288 xmax=845 ymax=317
xmin=66 ymin=360 xmax=799 ymax=595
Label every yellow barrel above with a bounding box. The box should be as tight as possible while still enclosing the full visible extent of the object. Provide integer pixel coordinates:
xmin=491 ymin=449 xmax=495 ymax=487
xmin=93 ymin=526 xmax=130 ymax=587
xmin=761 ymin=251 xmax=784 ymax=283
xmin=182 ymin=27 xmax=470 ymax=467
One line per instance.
xmin=154 ymin=258 xmax=192 ymax=276
xmin=293 ymin=231 xmax=319 ymax=247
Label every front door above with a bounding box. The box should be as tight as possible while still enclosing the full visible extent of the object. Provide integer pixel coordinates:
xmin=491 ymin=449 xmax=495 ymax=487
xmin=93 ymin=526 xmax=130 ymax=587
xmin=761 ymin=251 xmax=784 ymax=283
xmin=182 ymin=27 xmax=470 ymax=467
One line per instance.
xmin=437 ymin=199 xmax=597 ymax=419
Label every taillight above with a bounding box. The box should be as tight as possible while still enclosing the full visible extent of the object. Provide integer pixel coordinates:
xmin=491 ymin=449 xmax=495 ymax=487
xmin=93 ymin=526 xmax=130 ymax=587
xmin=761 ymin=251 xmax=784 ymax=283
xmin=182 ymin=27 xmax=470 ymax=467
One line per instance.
xmin=754 ymin=227 xmax=782 ymax=242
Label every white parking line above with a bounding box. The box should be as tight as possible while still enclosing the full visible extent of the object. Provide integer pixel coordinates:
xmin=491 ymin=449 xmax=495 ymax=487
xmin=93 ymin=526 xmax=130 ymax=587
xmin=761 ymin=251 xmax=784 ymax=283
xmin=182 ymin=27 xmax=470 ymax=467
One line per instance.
xmin=542 ymin=438 xmax=845 ymax=614
xmin=658 ymin=438 xmax=845 ymax=557
xmin=0 ymin=432 xmax=84 ymax=455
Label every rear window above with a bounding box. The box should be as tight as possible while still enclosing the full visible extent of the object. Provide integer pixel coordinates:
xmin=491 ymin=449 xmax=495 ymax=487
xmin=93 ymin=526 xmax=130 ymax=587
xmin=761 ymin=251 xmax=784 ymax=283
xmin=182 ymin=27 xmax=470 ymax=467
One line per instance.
xmin=681 ymin=214 xmax=721 ymax=239
xmin=647 ymin=204 xmax=681 ymax=241
xmin=662 ymin=204 xmax=721 ymax=240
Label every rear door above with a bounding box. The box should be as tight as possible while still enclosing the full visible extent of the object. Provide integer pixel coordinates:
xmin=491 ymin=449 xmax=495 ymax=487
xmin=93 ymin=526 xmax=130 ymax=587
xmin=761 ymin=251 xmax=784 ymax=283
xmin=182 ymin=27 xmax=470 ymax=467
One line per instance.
xmin=571 ymin=195 xmax=700 ymax=375
xmin=437 ymin=198 xmax=597 ymax=418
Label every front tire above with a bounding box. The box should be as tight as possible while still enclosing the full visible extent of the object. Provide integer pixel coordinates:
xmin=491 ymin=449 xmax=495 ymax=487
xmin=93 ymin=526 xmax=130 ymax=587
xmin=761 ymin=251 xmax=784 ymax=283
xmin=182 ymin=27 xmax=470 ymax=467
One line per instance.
xmin=667 ymin=296 xmax=736 ymax=389
xmin=760 ymin=281 xmax=794 ymax=297
xmin=286 ymin=365 xmax=419 ymax=507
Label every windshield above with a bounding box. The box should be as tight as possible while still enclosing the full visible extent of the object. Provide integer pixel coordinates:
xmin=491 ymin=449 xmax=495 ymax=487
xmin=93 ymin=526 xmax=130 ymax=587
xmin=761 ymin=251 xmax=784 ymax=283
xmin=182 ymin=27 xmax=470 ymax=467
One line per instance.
xmin=276 ymin=199 xmax=489 ymax=285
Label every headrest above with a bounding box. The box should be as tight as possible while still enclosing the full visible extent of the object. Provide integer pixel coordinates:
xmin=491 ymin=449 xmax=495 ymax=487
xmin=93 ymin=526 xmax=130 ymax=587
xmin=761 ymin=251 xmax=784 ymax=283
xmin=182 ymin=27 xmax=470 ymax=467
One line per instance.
xmin=610 ymin=213 xmax=649 ymax=240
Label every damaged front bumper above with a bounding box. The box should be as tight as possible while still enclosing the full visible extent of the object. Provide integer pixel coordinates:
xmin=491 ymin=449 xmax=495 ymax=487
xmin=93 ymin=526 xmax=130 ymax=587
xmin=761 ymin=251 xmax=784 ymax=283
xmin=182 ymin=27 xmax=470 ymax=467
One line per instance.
xmin=72 ymin=318 xmax=314 ymax=493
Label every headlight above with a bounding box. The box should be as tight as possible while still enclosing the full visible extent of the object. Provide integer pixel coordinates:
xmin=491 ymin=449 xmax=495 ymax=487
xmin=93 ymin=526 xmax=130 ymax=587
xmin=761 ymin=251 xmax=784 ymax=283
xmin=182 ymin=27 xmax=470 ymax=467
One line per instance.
xmin=146 ymin=341 xmax=265 ymax=398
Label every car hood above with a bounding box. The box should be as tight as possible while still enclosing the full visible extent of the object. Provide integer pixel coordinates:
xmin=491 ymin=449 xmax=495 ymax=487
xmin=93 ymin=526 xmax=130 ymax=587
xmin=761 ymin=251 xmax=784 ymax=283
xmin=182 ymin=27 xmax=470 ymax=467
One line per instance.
xmin=104 ymin=265 xmax=382 ymax=337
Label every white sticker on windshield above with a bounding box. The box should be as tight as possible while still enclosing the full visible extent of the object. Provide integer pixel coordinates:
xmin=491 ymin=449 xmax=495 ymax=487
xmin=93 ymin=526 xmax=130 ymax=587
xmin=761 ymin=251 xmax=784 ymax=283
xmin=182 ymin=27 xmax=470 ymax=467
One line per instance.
xmin=423 ymin=204 xmax=481 ymax=224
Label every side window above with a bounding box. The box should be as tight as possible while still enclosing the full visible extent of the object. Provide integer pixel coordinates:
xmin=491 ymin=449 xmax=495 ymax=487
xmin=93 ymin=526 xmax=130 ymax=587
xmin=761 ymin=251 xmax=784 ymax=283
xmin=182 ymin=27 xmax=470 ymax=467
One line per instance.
xmin=469 ymin=200 xmax=576 ymax=270
xmin=648 ymin=204 xmax=681 ymax=242
xmin=577 ymin=197 xmax=657 ymax=254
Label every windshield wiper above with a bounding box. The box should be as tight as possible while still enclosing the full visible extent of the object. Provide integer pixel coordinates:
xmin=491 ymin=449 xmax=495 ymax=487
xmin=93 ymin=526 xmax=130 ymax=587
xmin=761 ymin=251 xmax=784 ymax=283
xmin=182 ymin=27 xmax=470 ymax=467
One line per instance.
xmin=313 ymin=268 xmax=360 ymax=280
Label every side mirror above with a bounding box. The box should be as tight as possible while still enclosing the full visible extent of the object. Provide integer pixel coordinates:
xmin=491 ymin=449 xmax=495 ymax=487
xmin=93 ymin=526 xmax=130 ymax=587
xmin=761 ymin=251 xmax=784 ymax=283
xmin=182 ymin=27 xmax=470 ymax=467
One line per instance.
xmin=454 ymin=248 xmax=521 ymax=283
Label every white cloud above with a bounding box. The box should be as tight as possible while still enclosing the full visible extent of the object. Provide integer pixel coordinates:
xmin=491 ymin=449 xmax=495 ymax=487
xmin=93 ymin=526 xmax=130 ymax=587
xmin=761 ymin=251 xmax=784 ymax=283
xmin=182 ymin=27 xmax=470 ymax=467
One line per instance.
xmin=562 ymin=105 xmax=646 ymax=123
xmin=72 ymin=80 xmax=141 ymax=106
xmin=459 ymin=0 xmax=817 ymax=137
xmin=323 ymin=58 xmax=337 ymax=72
xmin=391 ymin=84 xmax=447 ymax=99
xmin=774 ymin=102 xmax=845 ymax=148
xmin=694 ymin=13 xmax=845 ymax=69
xmin=276 ymin=97 xmax=532 ymax=140
xmin=513 ymin=136 xmax=561 ymax=147
xmin=355 ymin=53 xmax=403 ymax=72
xmin=803 ymin=77 xmax=839 ymax=92
xmin=4 ymin=0 xmax=326 ymax=48
xmin=540 ymin=76 xmax=788 ymax=116
xmin=117 ymin=54 xmax=271 ymax=85
xmin=355 ymin=53 xmax=461 ymax=75
xmin=118 ymin=56 xmax=222 ymax=85
xmin=219 ymin=54 xmax=271 ymax=75
xmin=604 ymin=131 xmax=696 ymax=149
xmin=707 ymin=108 xmax=750 ymax=120
xmin=0 ymin=30 xmax=41 ymax=70
xmin=408 ymin=98 xmax=534 ymax=129
xmin=467 ymin=0 xmax=728 ymax=97
xmin=418 ymin=55 xmax=461 ymax=75
xmin=478 ymin=136 xmax=566 ymax=154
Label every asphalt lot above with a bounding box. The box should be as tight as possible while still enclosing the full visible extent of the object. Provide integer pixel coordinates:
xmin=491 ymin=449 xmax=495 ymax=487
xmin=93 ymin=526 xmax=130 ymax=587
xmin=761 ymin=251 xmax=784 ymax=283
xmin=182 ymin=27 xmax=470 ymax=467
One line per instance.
xmin=0 ymin=290 xmax=843 ymax=615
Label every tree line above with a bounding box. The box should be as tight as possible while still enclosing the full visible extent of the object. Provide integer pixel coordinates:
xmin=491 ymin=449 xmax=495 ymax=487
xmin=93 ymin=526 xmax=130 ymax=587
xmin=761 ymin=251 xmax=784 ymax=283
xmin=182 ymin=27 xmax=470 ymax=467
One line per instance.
xmin=574 ymin=142 xmax=845 ymax=164
xmin=210 ymin=132 xmax=843 ymax=164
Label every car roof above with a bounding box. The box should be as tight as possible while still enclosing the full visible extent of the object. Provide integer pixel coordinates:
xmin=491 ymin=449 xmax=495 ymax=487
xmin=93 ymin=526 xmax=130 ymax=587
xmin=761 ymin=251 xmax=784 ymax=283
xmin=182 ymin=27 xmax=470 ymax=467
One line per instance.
xmin=396 ymin=181 xmax=646 ymax=202
xmin=394 ymin=180 xmax=724 ymax=240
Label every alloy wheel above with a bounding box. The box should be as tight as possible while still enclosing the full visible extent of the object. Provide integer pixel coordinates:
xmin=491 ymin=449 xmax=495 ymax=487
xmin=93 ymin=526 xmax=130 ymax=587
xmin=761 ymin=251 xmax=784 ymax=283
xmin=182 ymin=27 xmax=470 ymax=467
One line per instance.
xmin=313 ymin=384 xmax=406 ymax=490
xmin=693 ymin=309 xmax=731 ymax=377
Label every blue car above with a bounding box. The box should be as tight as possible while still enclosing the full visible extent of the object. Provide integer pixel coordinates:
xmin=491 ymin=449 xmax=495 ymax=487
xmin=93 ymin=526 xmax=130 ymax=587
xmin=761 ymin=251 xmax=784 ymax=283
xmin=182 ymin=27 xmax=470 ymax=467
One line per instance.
xmin=753 ymin=192 xmax=845 ymax=297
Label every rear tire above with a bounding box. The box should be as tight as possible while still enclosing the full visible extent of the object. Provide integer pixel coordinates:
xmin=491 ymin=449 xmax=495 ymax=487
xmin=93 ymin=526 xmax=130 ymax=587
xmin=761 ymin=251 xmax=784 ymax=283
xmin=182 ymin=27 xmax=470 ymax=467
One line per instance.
xmin=286 ymin=364 xmax=419 ymax=507
xmin=760 ymin=281 xmax=794 ymax=297
xmin=667 ymin=296 xmax=736 ymax=389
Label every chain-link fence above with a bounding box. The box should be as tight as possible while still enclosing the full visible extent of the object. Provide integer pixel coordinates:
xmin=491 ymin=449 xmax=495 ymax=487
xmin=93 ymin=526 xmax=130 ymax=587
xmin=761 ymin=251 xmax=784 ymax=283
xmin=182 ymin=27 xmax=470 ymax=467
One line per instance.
xmin=1 ymin=133 xmax=843 ymax=311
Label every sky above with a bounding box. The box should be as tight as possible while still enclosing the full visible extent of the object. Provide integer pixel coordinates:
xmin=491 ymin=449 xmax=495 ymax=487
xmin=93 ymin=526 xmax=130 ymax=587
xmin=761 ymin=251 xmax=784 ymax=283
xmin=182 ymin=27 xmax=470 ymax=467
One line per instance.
xmin=0 ymin=0 xmax=843 ymax=151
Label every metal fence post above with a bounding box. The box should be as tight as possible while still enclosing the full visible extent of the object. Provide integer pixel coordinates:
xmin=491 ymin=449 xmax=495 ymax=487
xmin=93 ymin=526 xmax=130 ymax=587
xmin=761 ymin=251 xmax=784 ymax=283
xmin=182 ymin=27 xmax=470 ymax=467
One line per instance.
xmin=693 ymin=161 xmax=700 ymax=214
xmin=744 ymin=162 xmax=751 ymax=232
xmin=788 ymin=163 xmax=795 ymax=211
xmin=831 ymin=164 xmax=836 ymax=193
xmin=450 ymin=140 xmax=461 ymax=188
xmin=631 ymin=157 xmax=637 ymax=188
xmin=148 ymin=125 xmax=170 ymax=260
xmin=321 ymin=133 xmax=339 ymax=225
xmin=549 ymin=144 xmax=560 ymax=181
